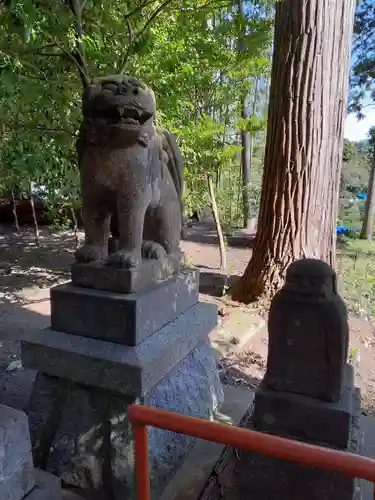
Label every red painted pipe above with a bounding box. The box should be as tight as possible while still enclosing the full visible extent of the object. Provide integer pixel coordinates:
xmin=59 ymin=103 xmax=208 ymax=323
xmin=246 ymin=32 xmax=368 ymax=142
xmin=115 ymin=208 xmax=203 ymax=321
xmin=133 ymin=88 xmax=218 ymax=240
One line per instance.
xmin=133 ymin=423 xmax=151 ymax=500
xmin=129 ymin=404 xmax=375 ymax=499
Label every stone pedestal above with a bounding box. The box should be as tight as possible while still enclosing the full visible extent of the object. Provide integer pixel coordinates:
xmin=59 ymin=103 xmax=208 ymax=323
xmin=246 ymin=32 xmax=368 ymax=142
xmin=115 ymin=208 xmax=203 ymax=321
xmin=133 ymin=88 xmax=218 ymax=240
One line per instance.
xmin=228 ymin=259 xmax=362 ymax=500
xmin=51 ymin=268 xmax=199 ymax=345
xmin=246 ymin=364 xmax=362 ymax=500
xmin=21 ymin=266 xmax=223 ymax=500
xmin=0 ymin=404 xmax=62 ymax=500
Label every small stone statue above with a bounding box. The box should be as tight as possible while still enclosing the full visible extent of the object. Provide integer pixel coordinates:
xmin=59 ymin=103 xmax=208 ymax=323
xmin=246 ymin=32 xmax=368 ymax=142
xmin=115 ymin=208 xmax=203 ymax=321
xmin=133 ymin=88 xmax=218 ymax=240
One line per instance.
xmin=75 ymin=74 xmax=184 ymax=269
xmin=265 ymin=258 xmax=349 ymax=402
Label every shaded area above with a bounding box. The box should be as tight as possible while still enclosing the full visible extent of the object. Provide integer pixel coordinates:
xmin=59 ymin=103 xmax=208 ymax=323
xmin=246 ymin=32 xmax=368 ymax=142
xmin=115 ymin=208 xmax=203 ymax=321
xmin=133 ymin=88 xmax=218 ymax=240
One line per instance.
xmin=183 ymin=225 xmax=256 ymax=249
xmin=199 ymin=271 xmax=241 ymax=297
xmin=0 ymin=225 xmax=76 ymax=297
xmin=0 ymin=298 xmax=51 ymax=412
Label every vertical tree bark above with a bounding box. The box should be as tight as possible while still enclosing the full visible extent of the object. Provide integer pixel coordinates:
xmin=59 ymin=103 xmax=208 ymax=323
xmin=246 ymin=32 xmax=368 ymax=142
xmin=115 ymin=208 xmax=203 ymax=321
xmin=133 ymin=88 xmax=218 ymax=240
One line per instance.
xmin=232 ymin=0 xmax=356 ymax=303
xmin=360 ymin=146 xmax=375 ymax=240
xmin=11 ymin=190 xmax=20 ymax=232
xmin=29 ymin=181 xmax=40 ymax=246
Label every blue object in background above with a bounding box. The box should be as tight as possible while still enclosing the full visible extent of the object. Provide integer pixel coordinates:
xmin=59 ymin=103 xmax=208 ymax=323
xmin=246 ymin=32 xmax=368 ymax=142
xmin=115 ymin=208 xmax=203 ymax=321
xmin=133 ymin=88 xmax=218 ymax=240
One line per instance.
xmin=356 ymin=193 xmax=367 ymax=200
xmin=336 ymin=226 xmax=360 ymax=235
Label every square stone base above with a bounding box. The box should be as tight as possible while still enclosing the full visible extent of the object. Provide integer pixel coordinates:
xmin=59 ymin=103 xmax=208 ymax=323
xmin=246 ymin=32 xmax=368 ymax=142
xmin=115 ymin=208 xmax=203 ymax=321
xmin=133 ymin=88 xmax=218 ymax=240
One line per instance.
xmin=253 ymin=364 xmax=357 ymax=448
xmin=199 ymin=388 xmax=362 ymax=500
xmin=221 ymin=445 xmax=359 ymax=500
xmin=234 ymin=363 xmax=362 ymax=500
xmin=51 ymin=268 xmax=199 ymax=346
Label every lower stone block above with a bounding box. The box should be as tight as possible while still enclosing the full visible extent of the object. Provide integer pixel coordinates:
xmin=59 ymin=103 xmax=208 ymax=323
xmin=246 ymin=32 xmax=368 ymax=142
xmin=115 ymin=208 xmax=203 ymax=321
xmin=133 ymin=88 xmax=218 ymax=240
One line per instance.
xmin=224 ymin=445 xmax=357 ymax=500
xmin=239 ymin=363 xmax=362 ymax=500
xmin=253 ymin=364 xmax=356 ymax=448
xmin=0 ymin=452 xmax=35 ymax=500
xmin=26 ymin=341 xmax=223 ymax=500
xmin=25 ymin=469 xmax=62 ymax=500
xmin=0 ymin=404 xmax=33 ymax=476
xmin=0 ymin=404 xmax=35 ymax=500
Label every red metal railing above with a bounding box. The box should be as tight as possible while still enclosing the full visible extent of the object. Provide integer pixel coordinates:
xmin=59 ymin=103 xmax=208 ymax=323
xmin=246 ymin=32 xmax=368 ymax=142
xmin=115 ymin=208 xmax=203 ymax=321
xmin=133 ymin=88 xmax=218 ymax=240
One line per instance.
xmin=128 ymin=404 xmax=375 ymax=500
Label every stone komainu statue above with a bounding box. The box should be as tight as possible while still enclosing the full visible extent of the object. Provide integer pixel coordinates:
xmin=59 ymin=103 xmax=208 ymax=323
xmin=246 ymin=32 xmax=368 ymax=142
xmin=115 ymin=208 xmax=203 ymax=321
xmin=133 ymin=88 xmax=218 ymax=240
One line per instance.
xmin=75 ymin=74 xmax=185 ymax=268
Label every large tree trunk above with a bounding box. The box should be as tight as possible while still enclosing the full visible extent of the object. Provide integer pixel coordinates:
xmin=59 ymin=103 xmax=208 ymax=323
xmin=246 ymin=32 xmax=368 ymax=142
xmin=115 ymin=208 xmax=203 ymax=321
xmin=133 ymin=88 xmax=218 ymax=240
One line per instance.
xmin=232 ymin=0 xmax=356 ymax=304
xmin=360 ymin=146 xmax=375 ymax=240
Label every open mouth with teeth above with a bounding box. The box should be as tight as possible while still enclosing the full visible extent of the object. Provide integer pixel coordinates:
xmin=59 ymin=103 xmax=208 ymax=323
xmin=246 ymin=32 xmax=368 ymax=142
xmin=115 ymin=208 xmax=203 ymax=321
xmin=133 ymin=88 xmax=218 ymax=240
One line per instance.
xmin=120 ymin=107 xmax=153 ymax=126
xmin=98 ymin=105 xmax=153 ymax=128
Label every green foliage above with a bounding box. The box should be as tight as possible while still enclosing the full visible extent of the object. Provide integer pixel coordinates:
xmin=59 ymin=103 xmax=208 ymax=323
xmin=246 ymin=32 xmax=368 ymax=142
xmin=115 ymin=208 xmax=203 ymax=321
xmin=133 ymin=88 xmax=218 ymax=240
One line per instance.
xmin=339 ymin=132 xmax=375 ymax=233
xmin=0 ymin=0 xmax=273 ymax=228
xmin=343 ymin=138 xmax=357 ymax=162
xmin=340 ymin=138 xmax=371 ymax=192
xmin=338 ymin=238 xmax=375 ymax=317
xmin=349 ymin=0 xmax=375 ymax=116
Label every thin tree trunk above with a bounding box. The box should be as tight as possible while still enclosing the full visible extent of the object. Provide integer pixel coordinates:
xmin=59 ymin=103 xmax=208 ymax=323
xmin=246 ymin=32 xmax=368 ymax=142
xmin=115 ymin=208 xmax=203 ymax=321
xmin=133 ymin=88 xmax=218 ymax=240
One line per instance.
xmin=240 ymin=92 xmax=251 ymax=228
xmin=232 ymin=0 xmax=356 ymax=304
xmin=208 ymin=175 xmax=227 ymax=270
xmin=11 ymin=190 xmax=20 ymax=232
xmin=70 ymin=207 xmax=80 ymax=249
xmin=360 ymin=146 xmax=375 ymax=240
xmin=237 ymin=0 xmax=251 ymax=229
xmin=248 ymin=76 xmax=260 ymax=175
xmin=29 ymin=182 xmax=40 ymax=245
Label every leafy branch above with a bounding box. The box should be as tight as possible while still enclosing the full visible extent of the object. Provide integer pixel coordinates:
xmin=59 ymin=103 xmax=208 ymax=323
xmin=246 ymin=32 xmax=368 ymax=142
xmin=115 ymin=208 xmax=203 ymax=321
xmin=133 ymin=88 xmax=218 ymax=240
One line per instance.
xmin=66 ymin=0 xmax=90 ymax=87
xmin=120 ymin=0 xmax=175 ymax=73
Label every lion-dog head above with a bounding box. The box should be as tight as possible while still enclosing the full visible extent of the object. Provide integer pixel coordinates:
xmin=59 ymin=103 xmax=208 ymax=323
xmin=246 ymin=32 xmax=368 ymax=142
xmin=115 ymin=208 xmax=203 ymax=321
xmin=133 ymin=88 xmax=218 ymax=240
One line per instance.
xmin=80 ymin=75 xmax=156 ymax=148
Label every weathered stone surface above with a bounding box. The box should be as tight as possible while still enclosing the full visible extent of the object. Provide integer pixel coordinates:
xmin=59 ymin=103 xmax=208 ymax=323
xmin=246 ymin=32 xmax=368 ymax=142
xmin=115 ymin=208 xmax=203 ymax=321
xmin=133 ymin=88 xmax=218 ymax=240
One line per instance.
xmin=145 ymin=340 xmax=224 ymax=498
xmin=44 ymin=384 xmax=114 ymax=494
xmin=22 ymin=301 xmax=218 ymax=396
xmin=223 ymin=446 xmax=356 ymax=500
xmin=71 ymin=254 xmax=183 ymax=294
xmin=75 ymin=74 xmax=185 ymax=269
xmin=51 ymin=268 xmax=199 ymax=345
xmin=252 ymin=382 xmax=361 ymax=500
xmin=25 ymin=469 xmax=62 ymax=500
xmin=266 ymin=258 xmax=349 ymax=402
xmin=0 ymin=404 xmax=33 ymax=476
xmin=253 ymin=364 xmax=355 ymax=448
xmin=26 ymin=341 xmax=222 ymax=500
xmin=0 ymin=451 xmax=35 ymax=500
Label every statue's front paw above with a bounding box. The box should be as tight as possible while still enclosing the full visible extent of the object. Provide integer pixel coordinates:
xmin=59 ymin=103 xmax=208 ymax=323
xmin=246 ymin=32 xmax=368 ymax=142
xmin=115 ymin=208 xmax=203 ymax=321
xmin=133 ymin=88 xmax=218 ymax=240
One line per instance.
xmin=75 ymin=244 xmax=106 ymax=263
xmin=107 ymin=249 xmax=141 ymax=269
xmin=142 ymin=241 xmax=167 ymax=260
